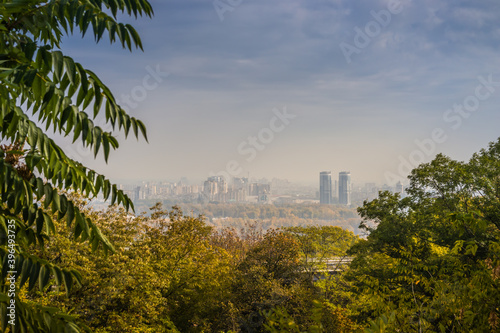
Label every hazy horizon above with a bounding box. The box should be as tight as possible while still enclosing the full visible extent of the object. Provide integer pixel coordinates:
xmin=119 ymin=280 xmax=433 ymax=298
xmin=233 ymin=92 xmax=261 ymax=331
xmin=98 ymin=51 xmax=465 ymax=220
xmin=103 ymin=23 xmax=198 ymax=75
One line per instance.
xmin=55 ymin=0 xmax=500 ymax=186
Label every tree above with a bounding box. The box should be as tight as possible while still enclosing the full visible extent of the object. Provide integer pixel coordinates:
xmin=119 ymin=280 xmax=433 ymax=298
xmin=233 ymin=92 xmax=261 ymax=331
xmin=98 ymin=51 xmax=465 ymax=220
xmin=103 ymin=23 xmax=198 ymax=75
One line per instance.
xmin=0 ymin=0 xmax=152 ymax=331
xmin=283 ymin=226 xmax=360 ymax=333
xmin=27 ymin=202 xmax=233 ymax=332
xmin=230 ymin=229 xmax=320 ymax=332
xmin=141 ymin=205 xmax=233 ymax=332
xmin=285 ymin=226 xmax=357 ymax=275
xmin=27 ymin=199 xmax=360 ymax=332
xmin=348 ymin=138 xmax=500 ymax=332
xmin=27 ymin=197 xmax=178 ymax=333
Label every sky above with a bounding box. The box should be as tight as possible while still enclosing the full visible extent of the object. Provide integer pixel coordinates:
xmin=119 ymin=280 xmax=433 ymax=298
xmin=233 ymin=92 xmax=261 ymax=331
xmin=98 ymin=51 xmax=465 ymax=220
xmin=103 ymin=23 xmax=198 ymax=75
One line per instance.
xmin=57 ymin=0 xmax=500 ymax=186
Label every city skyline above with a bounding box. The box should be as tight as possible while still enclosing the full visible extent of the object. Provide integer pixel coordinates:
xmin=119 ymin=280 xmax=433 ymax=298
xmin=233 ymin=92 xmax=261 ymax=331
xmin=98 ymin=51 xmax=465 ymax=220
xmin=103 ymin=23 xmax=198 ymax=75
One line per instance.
xmin=122 ymin=168 xmax=404 ymax=194
xmin=54 ymin=0 xmax=500 ymax=186
xmin=112 ymin=171 xmax=393 ymax=189
xmin=115 ymin=170 xmax=406 ymax=209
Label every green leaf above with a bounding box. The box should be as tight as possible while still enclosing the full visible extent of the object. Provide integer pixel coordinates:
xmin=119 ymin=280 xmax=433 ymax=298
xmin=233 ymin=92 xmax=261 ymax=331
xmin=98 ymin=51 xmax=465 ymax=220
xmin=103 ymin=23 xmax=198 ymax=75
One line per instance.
xmin=52 ymin=51 xmax=64 ymax=81
xmin=62 ymin=270 xmax=73 ymax=296
xmin=64 ymin=56 xmax=76 ymax=84
xmin=39 ymin=265 xmax=50 ymax=290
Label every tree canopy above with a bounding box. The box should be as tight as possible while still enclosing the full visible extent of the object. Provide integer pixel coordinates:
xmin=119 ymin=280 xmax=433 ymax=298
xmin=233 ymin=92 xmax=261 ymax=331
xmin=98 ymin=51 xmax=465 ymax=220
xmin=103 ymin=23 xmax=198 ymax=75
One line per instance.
xmin=0 ymin=0 xmax=152 ymax=331
xmin=348 ymin=138 xmax=500 ymax=332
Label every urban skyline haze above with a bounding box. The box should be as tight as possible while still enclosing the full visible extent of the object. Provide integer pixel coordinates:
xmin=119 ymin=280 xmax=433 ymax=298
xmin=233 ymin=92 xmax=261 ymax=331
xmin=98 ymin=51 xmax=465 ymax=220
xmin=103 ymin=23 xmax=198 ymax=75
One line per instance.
xmin=54 ymin=0 xmax=500 ymax=186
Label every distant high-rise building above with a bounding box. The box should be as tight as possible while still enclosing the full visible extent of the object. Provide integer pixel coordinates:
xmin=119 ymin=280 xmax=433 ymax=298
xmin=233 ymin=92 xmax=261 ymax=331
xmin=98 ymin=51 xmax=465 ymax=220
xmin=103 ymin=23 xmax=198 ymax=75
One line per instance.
xmin=231 ymin=177 xmax=248 ymax=202
xmin=203 ymin=179 xmax=218 ymax=196
xmin=395 ymin=181 xmax=404 ymax=194
xmin=233 ymin=177 xmax=249 ymax=191
xmin=338 ymin=171 xmax=351 ymax=205
xmin=249 ymin=183 xmax=270 ymax=196
xmin=133 ymin=186 xmax=141 ymax=202
xmin=319 ymin=171 xmax=332 ymax=204
xmin=203 ymin=176 xmax=228 ymax=201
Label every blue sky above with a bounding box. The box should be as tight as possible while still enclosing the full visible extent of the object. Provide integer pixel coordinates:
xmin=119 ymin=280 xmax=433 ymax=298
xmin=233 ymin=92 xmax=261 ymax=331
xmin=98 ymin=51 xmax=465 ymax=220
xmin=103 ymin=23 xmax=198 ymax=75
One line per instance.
xmin=57 ymin=0 xmax=500 ymax=185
